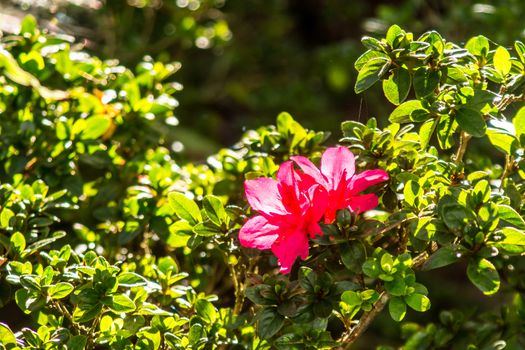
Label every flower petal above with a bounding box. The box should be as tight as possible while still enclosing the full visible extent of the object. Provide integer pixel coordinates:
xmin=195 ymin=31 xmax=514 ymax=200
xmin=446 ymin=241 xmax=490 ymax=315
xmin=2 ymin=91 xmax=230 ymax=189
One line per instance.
xmin=245 ymin=177 xmax=288 ymax=216
xmin=239 ymin=216 xmax=280 ymax=250
xmin=271 ymin=228 xmax=309 ymax=274
xmin=276 ymin=161 xmax=303 ymax=211
xmin=306 ymin=184 xmax=329 ymax=223
xmin=321 ymin=147 xmax=355 ymax=189
xmin=348 ymin=169 xmax=389 ymax=193
xmin=347 ymin=193 xmax=379 ymax=213
xmin=291 ymin=155 xmax=326 ymax=186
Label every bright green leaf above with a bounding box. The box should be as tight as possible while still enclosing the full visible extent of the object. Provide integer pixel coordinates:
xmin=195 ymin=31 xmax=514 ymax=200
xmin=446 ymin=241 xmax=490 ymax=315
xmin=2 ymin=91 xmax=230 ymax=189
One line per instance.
xmin=355 ymin=57 xmax=390 ymax=94
xmin=466 ymin=258 xmax=500 ymax=295
xmin=168 ymin=192 xmax=202 ymax=225
xmin=404 ymin=294 xmax=431 ymax=312
xmin=383 ymin=67 xmax=411 ymax=105
xmin=493 ymin=46 xmax=512 ymax=75
xmin=202 ymin=195 xmax=226 ymax=227
xmin=48 ymin=282 xmax=74 ymax=299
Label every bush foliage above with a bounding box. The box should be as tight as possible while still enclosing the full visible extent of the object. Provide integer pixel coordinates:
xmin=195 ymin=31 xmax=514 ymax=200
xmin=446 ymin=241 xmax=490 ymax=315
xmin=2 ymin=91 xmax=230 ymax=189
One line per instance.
xmin=1 ymin=15 xmax=525 ymax=350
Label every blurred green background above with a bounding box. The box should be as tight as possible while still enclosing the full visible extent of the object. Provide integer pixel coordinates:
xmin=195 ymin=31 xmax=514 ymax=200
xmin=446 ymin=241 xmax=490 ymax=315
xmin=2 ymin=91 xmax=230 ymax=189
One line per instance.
xmin=2 ymin=0 xmax=524 ymax=158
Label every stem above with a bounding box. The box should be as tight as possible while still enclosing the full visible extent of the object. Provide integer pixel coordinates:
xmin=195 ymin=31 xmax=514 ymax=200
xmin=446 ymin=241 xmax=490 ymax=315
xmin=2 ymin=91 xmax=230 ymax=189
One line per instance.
xmin=499 ymin=154 xmax=512 ymax=189
xmin=336 ymin=252 xmax=429 ymax=349
xmin=338 ymin=292 xmax=390 ymax=349
xmin=230 ymin=262 xmax=245 ymax=315
xmin=454 ymin=131 xmax=472 ymax=165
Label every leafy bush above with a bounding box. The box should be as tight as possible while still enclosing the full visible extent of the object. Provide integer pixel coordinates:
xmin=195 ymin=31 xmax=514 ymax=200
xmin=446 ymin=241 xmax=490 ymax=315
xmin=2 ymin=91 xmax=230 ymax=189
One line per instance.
xmin=1 ymin=16 xmax=525 ymax=350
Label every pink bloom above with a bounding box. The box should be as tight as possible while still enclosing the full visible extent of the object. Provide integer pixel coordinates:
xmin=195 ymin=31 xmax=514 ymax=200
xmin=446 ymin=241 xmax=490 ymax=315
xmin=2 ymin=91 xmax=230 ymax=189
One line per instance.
xmin=291 ymin=146 xmax=389 ymax=223
xmin=238 ymin=161 xmax=328 ymax=273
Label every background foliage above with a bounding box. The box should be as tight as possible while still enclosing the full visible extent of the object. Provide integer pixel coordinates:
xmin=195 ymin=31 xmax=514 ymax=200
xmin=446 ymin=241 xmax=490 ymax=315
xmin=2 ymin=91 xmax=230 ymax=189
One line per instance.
xmin=0 ymin=1 xmax=525 ymax=349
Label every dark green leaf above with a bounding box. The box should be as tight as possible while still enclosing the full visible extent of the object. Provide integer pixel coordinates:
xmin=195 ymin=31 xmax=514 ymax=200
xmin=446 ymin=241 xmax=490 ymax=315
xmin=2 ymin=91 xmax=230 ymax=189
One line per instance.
xmin=413 ymin=67 xmax=440 ymax=98
xmin=257 ymin=307 xmax=285 ymax=339
xmin=422 ymin=245 xmax=464 ymax=270
xmin=455 ymin=108 xmax=486 ymax=137
xmin=389 ymin=297 xmax=407 ymax=321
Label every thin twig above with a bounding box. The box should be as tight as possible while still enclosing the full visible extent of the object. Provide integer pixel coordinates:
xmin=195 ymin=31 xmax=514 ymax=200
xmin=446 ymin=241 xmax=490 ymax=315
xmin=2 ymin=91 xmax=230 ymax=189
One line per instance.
xmin=336 ymin=251 xmax=429 ymax=349
xmin=454 ymin=131 xmax=472 ymax=165
xmin=338 ymin=292 xmax=389 ymax=349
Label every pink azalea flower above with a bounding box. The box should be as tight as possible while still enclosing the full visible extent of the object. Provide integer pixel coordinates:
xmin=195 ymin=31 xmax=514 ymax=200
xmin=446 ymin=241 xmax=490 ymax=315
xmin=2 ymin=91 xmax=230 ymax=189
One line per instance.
xmin=291 ymin=146 xmax=389 ymax=223
xmin=238 ymin=161 xmax=328 ymax=273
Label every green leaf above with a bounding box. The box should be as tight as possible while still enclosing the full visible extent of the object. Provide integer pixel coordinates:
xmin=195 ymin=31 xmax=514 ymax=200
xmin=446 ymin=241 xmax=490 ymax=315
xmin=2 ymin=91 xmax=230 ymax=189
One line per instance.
xmin=514 ymin=41 xmax=525 ymax=63
xmin=466 ymin=258 xmax=500 ymax=295
xmin=1 ymin=208 xmax=14 ymax=227
xmin=493 ymin=46 xmax=511 ymax=75
xmin=422 ymin=245 xmax=464 ymax=270
xmin=0 ymin=48 xmax=68 ymax=100
xmin=389 ymin=297 xmax=406 ymax=321
xmin=48 ymin=282 xmax=74 ymax=299
xmin=0 ymin=322 xmax=17 ymax=345
xmin=465 ymin=35 xmax=490 ymax=57
xmin=24 ymin=231 xmax=67 ymax=255
xmin=404 ymin=294 xmax=431 ymax=312
xmin=20 ymin=275 xmax=41 ymax=291
xmin=493 ymin=227 xmax=525 ymax=245
xmin=202 ymin=195 xmax=226 ymax=227
xmin=73 ymin=303 xmax=102 ymax=323
xmin=106 ymin=294 xmax=136 ymax=313
xmin=455 ymin=108 xmax=486 ymax=137
xmin=413 ymin=67 xmax=440 ymax=98
xmin=355 ymin=57 xmax=390 ymax=94
xmin=188 ymin=323 xmax=205 ymax=345
xmin=80 ymin=116 xmax=111 ymax=140
xmin=195 ymin=299 xmax=217 ymax=324
xmin=10 ymin=232 xmax=26 ymax=255
xmin=497 ymin=204 xmax=525 ymax=229
xmin=390 ymin=100 xmax=427 ymax=123
xmin=341 ymin=291 xmax=362 ymax=307
xmin=441 ymin=203 xmax=469 ymax=231
xmin=168 ymin=192 xmax=202 ymax=225
xmin=354 ymin=50 xmax=389 ymax=71
xmin=403 ymin=180 xmax=421 ymax=207
xmin=67 ymin=335 xmax=88 ymax=350
xmin=362 ymin=259 xmax=380 ymax=278
xmin=513 ymin=106 xmax=525 ymax=140
xmin=117 ymin=272 xmax=148 ymax=287
xmin=340 ymin=241 xmax=365 ymax=273
xmin=419 ymin=118 xmax=436 ymax=149
xmin=386 ymin=25 xmax=403 ymax=46
xmin=20 ymin=15 xmax=38 ymax=35
xmin=436 ymin=115 xmax=457 ymax=149
xmin=383 ymin=67 xmax=411 ymax=105
xmin=361 ymin=36 xmax=383 ymax=51
xmin=257 ymin=307 xmax=285 ymax=339
xmin=192 ymin=221 xmax=220 ymax=236
xmin=486 ymin=128 xmax=518 ymax=155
